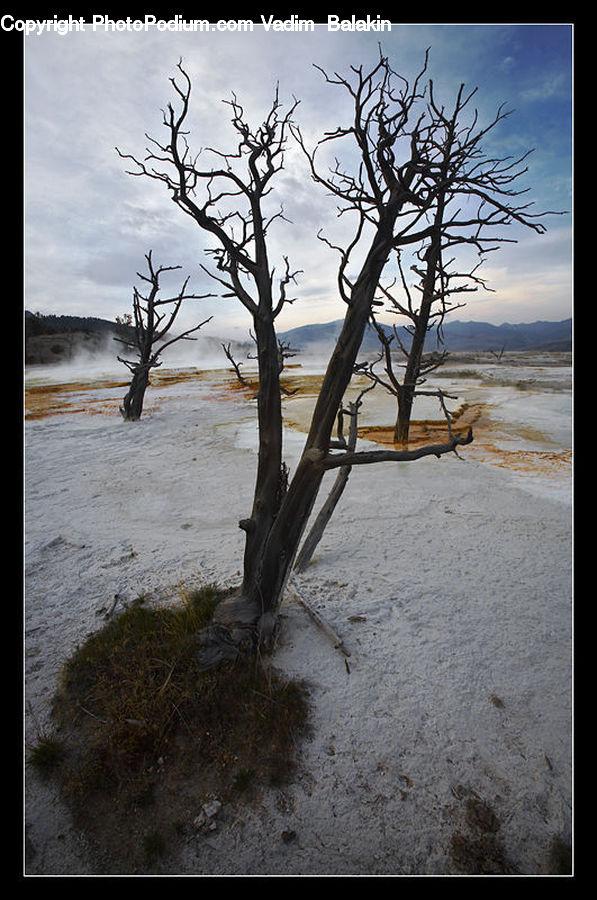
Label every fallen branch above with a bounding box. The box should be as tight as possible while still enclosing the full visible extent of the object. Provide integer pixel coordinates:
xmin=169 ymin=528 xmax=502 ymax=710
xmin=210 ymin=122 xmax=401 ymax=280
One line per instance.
xmin=286 ymin=582 xmax=350 ymax=657
xmin=322 ymin=426 xmax=473 ymax=469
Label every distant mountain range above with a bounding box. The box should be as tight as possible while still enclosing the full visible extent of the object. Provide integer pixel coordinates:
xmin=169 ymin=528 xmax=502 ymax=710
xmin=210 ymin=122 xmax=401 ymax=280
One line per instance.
xmin=24 ymin=310 xmax=572 ymax=366
xmin=279 ymin=317 xmax=572 ymax=353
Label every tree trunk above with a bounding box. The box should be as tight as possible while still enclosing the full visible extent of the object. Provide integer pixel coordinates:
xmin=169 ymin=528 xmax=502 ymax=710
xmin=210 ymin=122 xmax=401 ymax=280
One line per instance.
xmin=196 ymin=205 xmax=406 ymax=667
xmin=394 ymin=220 xmax=444 ymax=443
xmin=394 ymin=382 xmax=415 ymax=444
xmin=236 ymin=226 xmax=396 ymax=624
xmin=240 ymin=313 xmax=285 ymax=601
xmin=120 ymin=365 xmax=150 ymax=421
xmin=294 ymin=400 xmax=359 ymax=572
xmin=394 ymin=326 xmax=426 ymax=444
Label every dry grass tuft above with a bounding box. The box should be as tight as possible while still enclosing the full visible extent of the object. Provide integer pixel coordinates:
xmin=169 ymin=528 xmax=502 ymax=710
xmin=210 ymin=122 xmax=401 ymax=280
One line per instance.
xmin=28 ymin=585 xmax=310 ymax=873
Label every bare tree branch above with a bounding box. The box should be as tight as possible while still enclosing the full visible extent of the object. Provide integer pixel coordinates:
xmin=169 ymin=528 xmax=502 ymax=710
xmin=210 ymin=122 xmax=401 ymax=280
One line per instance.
xmin=222 ymin=342 xmax=249 ymax=387
xmin=321 ymin=426 xmax=473 ymax=469
xmin=116 ymin=250 xmax=213 ymax=420
xmin=116 ymin=50 xmax=562 ymax=667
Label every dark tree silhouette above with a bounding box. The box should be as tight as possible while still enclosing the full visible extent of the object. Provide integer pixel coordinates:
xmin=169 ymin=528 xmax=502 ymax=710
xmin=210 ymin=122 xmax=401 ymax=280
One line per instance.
xmin=116 ymin=51 xmax=554 ymax=667
xmin=116 ymin=251 xmax=212 ymax=420
xmin=309 ymin=75 xmax=559 ymax=444
xmin=221 ymin=341 xmax=250 ymax=388
xmin=355 ymin=312 xmax=457 ymax=444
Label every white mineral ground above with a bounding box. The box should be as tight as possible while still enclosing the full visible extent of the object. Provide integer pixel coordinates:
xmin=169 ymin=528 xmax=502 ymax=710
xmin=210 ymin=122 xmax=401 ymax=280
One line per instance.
xmin=23 ymin=348 xmax=573 ymax=876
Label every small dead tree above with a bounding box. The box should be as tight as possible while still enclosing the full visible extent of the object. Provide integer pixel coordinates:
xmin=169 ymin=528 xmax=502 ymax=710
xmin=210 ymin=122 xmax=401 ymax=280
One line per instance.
xmin=276 ymin=338 xmax=300 ymax=372
xmin=223 ymin=333 xmax=299 ymax=392
xmin=247 ymin=331 xmax=301 ymax=394
xmin=488 ymin=346 xmax=506 ymax=361
xmin=357 ymin=312 xmax=458 ymax=444
xmin=222 ymin=341 xmax=249 ymax=387
xmin=368 ymin=247 xmax=476 ymax=443
xmin=116 ymin=250 xmax=213 ymax=420
xmin=324 ymin=75 xmax=558 ymax=445
xmin=276 ymin=339 xmax=301 ymax=394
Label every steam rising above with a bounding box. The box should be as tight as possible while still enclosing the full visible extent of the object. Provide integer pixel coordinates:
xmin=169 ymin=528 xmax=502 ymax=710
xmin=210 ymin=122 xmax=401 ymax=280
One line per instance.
xmin=24 ymin=328 xmax=258 ymax=384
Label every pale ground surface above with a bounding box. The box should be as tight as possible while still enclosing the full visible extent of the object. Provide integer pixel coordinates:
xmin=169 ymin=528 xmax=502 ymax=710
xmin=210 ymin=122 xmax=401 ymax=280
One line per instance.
xmin=23 ymin=350 xmax=573 ymax=876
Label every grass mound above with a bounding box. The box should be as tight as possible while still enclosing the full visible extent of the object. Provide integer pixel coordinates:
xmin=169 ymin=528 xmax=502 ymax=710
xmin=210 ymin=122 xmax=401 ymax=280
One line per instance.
xmin=29 ymin=585 xmax=310 ymax=873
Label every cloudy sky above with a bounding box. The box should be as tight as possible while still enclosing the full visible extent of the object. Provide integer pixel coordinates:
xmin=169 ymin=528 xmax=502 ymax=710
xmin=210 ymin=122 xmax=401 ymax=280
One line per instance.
xmin=24 ymin=19 xmax=573 ymax=339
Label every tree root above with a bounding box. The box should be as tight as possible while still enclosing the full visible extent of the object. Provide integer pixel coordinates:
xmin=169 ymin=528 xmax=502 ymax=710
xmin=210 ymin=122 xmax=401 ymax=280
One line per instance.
xmin=195 ymin=587 xmax=280 ymax=671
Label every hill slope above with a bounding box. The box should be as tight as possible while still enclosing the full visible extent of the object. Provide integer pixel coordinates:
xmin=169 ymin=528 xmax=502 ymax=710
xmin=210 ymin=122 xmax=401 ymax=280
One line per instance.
xmin=279 ymin=318 xmax=572 ymax=353
xmin=24 ymin=311 xmax=572 ymax=366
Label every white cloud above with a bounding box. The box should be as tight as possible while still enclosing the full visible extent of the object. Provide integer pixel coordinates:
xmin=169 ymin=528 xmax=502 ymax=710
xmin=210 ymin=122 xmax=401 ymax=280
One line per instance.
xmin=521 ymin=71 xmax=568 ymax=102
xmin=24 ymin=24 xmax=573 ymax=333
xmin=499 ymin=55 xmax=516 ymax=72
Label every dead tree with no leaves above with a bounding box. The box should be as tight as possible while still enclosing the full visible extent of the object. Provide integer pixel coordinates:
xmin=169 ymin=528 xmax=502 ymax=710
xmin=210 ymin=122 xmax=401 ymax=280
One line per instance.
xmin=118 ymin=66 xmax=304 ymax=641
xmin=116 ymin=52 xmax=551 ymax=667
xmin=343 ymin=77 xmax=556 ymax=444
xmin=356 ymin=309 xmax=459 ymax=443
xmin=290 ymin=63 xmax=559 ymax=568
xmin=222 ymin=334 xmax=299 ymax=392
xmin=221 ymin=341 xmax=250 ymax=387
xmin=116 ymin=250 xmax=212 ymax=420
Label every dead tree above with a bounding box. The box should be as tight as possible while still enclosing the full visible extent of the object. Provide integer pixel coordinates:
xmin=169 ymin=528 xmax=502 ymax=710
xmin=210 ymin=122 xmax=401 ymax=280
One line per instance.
xmin=224 ymin=330 xmax=300 ymax=393
xmin=488 ymin=346 xmax=506 ymax=361
xmin=356 ymin=310 xmax=459 ymax=444
xmin=117 ymin=65 xmax=303 ymax=633
xmin=247 ymin=331 xmax=301 ymax=394
xmin=116 ymin=51 xmax=554 ymax=667
xmin=370 ymin=246 xmax=477 ymax=443
xmin=276 ymin=339 xmax=301 ymax=394
xmin=363 ymin=314 xmax=451 ymax=436
xmin=328 ymin=77 xmax=557 ymax=445
xmin=222 ymin=341 xmax=249 ymax=387
xmin=276 ymin=338 xmax=299 ymax=372
xmin=115 ymin=250 xmax=212 ymax=420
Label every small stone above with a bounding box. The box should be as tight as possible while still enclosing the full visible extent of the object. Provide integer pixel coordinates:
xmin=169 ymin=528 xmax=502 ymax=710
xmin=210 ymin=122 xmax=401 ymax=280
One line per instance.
xmin=203 ymin=799 xmax=222 ymax=819
xmin=193 ymin=799 xmax=222 ymax=833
